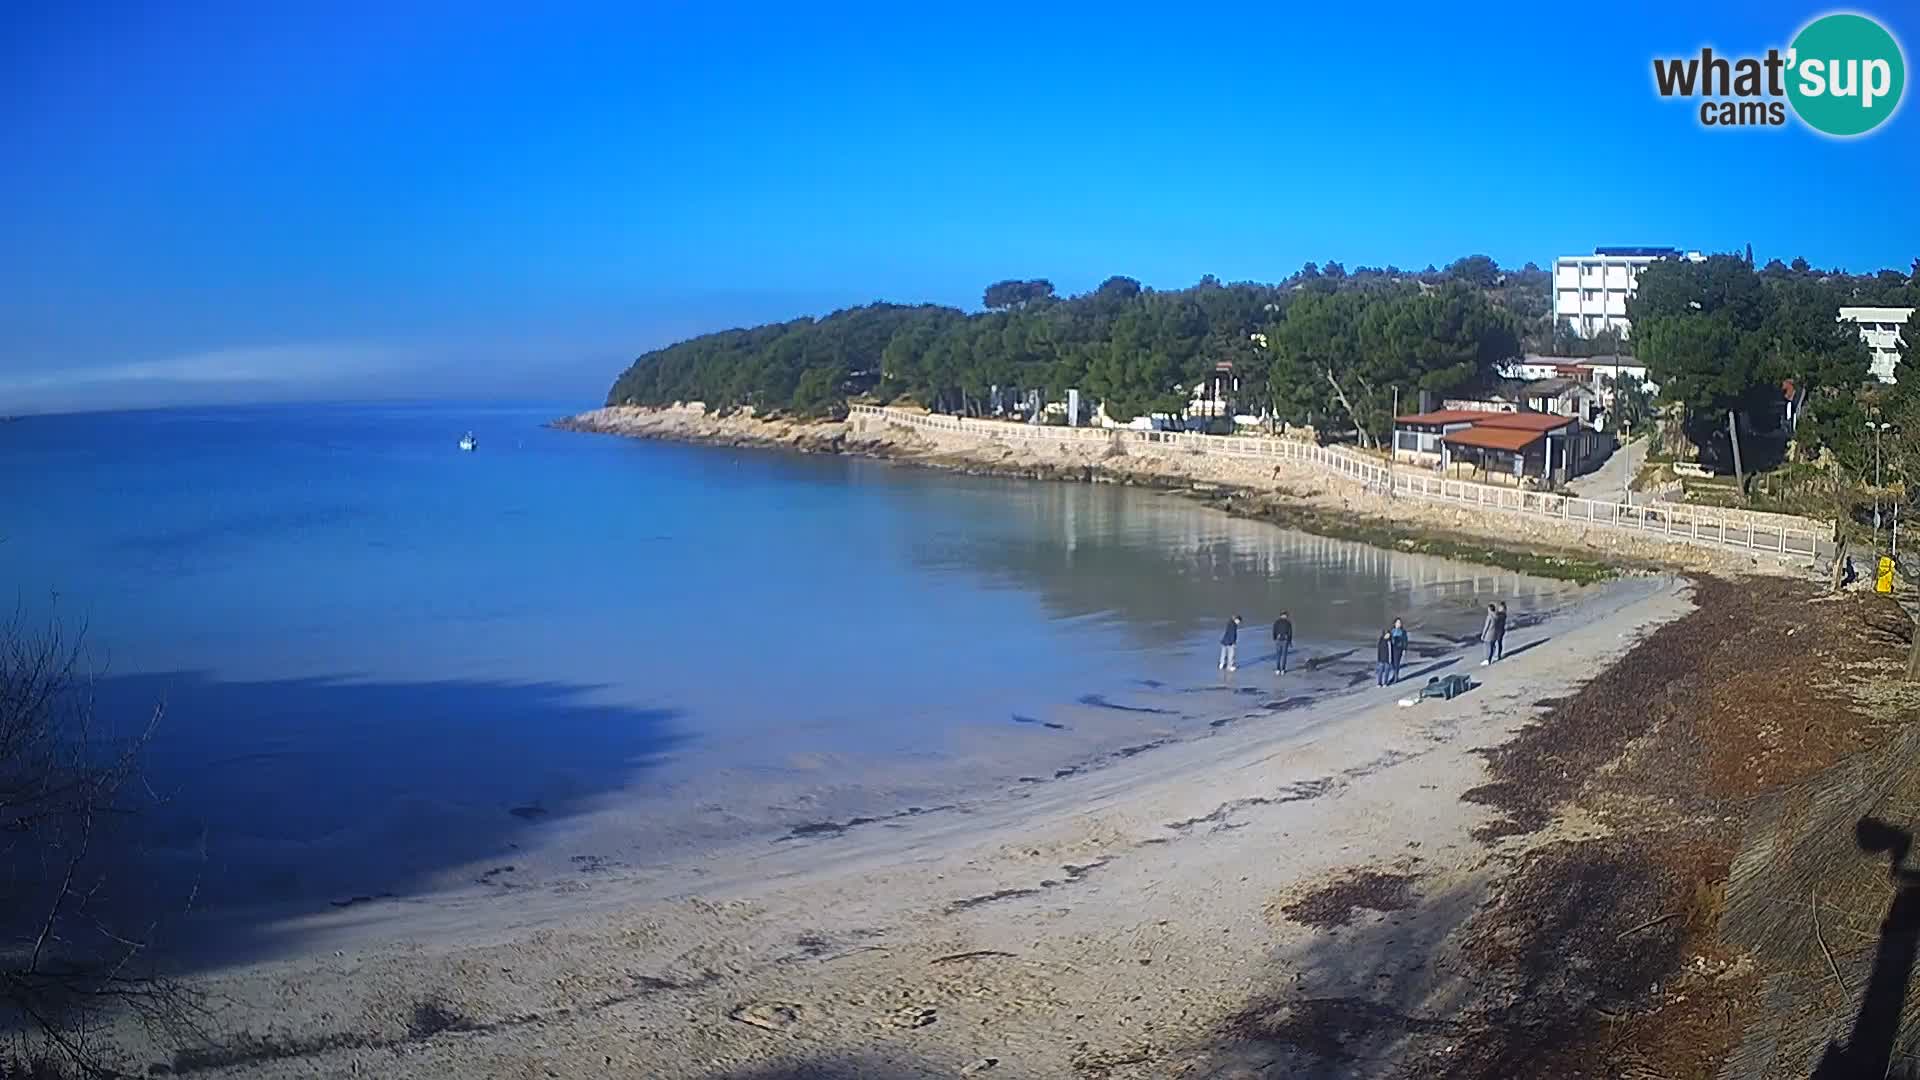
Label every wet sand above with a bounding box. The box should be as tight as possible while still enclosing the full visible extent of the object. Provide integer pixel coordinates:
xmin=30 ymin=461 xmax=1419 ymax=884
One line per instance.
xmin=107 ymin=574 xmax=1693 ymax=1078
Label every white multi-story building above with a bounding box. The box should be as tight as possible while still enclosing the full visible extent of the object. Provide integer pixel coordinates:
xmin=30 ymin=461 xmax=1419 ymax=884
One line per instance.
xmin=1838 ymin=306 xmax=1913 ymax=383
xmin=1552 ymin=247 xmax=1705 ymax=338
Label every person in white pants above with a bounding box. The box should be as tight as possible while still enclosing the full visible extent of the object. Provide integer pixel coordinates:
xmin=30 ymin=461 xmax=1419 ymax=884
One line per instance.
xmin=1218 ymin=615 xmax=1242 ymax=672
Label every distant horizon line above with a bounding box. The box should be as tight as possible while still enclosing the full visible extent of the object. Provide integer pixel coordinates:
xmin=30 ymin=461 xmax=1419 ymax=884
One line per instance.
xmin=0 ymin=395 xmax=601 ymax=421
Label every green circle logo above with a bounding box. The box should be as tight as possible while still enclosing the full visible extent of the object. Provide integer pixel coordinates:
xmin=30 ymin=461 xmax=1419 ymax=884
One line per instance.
xmin=1787 ymin=13 xmax=1906 ymax=137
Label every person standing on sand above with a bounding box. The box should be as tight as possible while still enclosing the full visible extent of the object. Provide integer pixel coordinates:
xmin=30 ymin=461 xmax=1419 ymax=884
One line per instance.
xmin=1219 ymin=615 xmax=1241 ymax=672
xmin=1388 ymin=618 xmax=1408 ymax=684
xmin=1273 ymin=611 xmax=1293 ymax=674
xmin=1375 ymin=629 xmax=1393 ymax=686
xmin=1480 ymin=603 xmax=1498 ymax=666
xmin=1494 ymin=602 xmax=1509 ymax=661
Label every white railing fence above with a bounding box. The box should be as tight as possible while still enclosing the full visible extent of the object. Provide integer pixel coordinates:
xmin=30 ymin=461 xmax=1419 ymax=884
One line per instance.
xmin=847 ymin=405 xmax=1829 ymax=561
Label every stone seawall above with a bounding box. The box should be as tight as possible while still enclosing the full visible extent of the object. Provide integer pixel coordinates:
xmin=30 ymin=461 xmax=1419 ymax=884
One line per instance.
xmin=557 ymin=405 xmax=1807 ymax=578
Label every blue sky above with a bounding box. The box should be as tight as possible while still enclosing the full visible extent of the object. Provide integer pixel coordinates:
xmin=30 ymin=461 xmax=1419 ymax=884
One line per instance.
xmin=3 ymin=0 xmax=1917 ymax=412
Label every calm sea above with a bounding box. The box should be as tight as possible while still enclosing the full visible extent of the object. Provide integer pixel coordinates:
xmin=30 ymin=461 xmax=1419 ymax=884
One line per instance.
xmin=0 ymin=402 xmax=1583 ymax=921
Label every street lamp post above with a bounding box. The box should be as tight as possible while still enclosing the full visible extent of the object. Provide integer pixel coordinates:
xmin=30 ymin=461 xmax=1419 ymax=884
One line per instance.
xmin=1877 ymin=423 xmax=1885 ymax=492
xmin=1622 ymin=420 xmax=1631 ymax=505
xmin=1867 ymin=418 xmax=1893 ymax=549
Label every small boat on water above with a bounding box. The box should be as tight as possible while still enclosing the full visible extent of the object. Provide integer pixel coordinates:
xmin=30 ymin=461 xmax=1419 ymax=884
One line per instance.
xmin=458 ymin=432 xmax=478 ymax=452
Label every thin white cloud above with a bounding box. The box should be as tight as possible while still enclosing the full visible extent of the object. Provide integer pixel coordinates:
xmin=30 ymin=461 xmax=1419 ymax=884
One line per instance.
xmin=0 ymin=343 xmax=427 ymax=413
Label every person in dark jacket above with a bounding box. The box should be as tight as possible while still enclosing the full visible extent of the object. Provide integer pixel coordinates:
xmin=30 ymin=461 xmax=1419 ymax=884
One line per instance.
xmin=1480 ymin=604 xmax=1498 ymax=666
xmin=1494 ymin=602 xmax=1509 ymax=661
xmin=1375 ymin=630 xmax=1393 ymax=686
xmin=1388 ymin=618 xmax=1408 ymax=683
xmin=1219 ymin=615 xmax=1242 ymax=672
xmin=1272 ymin=611 xmax=1293 ymax=674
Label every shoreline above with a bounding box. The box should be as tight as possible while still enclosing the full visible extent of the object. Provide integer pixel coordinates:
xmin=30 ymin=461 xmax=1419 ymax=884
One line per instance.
xmin=102 ymin=572 xmax=1699 ymax=1078
xmin=148 ymin=569 xmax=1571 ymax=961
xmin=81 ymin=409 xmax=1913 ymax=1079
xmin=552 ymin=405 xmax=1785 ymax=583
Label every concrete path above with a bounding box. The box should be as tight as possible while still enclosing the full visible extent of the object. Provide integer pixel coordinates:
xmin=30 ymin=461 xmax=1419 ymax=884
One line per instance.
xmin=1567 ymin=435 xmax=1648 ymax=503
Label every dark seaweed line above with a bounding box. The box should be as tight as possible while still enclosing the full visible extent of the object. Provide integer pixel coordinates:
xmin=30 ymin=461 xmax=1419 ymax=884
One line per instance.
xmin=778 ymin=803 xmax=959 ymax=842
xmin=1164 ymin=776 xmax=1339 ymax=834
xmin=944 ymin=857 xmax=1114 ymax=914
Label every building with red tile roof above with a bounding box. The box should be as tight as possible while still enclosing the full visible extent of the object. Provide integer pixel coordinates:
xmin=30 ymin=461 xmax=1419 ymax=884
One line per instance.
xmin=1392 ymin=405 xmax=1599 ymax=486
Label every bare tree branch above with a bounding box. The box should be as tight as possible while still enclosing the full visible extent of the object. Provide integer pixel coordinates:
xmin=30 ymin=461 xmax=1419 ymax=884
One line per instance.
xmin=0 ymin=601 xmax=203 ymax=1075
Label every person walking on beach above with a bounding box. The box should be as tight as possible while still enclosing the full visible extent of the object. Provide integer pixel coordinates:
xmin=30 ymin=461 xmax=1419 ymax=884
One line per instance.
xmin=1494 ymin=602 xmax=1509 ymax=661
xmin=1375 ymin=629 xmax=1393 ymax=686
xmin=1388 ymin=618 xmax=1408 ymax=684
xmin=1219 ymin=615 xmax=1242 ymax=672
xmin=1480 ymin=603 xmax=1498 ymax=666
xmin=1272 ymin=611 xmax=1293 ymax=674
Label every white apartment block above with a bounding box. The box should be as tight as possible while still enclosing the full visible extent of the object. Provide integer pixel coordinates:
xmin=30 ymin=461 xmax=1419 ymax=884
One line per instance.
xmin=1838 ymin=306 xmax=1913 ymax=383
xmin=1552 ymin=246 xmax=1704 ymax=338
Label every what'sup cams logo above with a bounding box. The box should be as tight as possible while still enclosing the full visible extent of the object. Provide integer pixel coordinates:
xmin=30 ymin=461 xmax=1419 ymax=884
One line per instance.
xmin=1653 ymin=11 xmax=1906 ymax=136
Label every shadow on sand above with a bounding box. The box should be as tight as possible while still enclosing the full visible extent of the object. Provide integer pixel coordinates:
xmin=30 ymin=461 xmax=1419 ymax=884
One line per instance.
xmin=1812 ymin=817 xmax=1920 ymax=1080
xmin=77 ymin=669 xmax=686 ymax=973
xmin=710 ymin=1056 xmax=955 ymax=1080
xmin=1395 ymin=656 xmax=1462 ymax=685
xmin=1500 ymin=637 xmax=1551 ymax=660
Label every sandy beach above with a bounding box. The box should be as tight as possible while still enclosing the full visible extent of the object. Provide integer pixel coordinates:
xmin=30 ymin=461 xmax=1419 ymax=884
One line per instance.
xmin=107 ymin=574 xmax=1697 ymax=1078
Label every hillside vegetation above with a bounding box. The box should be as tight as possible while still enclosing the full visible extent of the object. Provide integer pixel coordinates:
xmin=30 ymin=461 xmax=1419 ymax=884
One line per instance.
xmin=605 ymin=257 xmax=1918 ymax=460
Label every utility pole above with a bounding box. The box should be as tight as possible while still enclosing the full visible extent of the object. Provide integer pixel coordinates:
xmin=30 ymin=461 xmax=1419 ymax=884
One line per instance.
xmin=1389 ymin=385 xmax=1399 ymax=500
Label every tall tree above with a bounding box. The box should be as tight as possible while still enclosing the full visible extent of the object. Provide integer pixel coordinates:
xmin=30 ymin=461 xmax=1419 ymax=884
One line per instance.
xmin=1762 ymin=276 xmax=1872 ymax=452
xmin=1352 ymin=285 xmax=1518 ymax=441
xmin=1602 ymin=373 xmax=1654 ymax=434
xmin=982 ymin=279 xmax=1055 ymax=310
xmin=1268 ymin=291 xmax=1368 ymax=444
xmin=1628 ymin=251 xmax=1835 ymax=488
xmin=1444 ymin=254 xmax=1501 ymax=289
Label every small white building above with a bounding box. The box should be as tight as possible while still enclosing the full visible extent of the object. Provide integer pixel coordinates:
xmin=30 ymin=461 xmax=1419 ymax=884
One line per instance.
xmin=1583 ymin=358 xmax=1653 ymax=393
xmin=1501 ymin=356 xmax=1601 ymax=383
xmin=1552 ymin=247 xmax=1704 ymax=338
xmin=1838 ymin=306 xmax=1913 ymax=383
xmin=1441 ymin=395 xmax=1519 ymax=415
xmin=1515 ymin=378 xmax=1602 ymax=429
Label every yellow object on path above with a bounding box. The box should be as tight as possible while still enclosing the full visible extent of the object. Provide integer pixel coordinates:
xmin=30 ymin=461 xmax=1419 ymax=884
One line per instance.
xmin=1877 ymin=556 xmax=1895 ymax=593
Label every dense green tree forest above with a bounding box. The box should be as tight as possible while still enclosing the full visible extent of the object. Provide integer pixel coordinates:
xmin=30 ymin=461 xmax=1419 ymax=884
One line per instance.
xmin=1629 ymin=255 xmax=1913 ymax=482
xmin=606 ymin=255 xmax=1917 ymax=450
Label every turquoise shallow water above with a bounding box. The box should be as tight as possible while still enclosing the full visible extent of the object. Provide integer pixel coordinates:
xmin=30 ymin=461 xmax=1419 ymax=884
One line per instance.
xmin=0 ymin=402 xmax=1582 ymax=917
